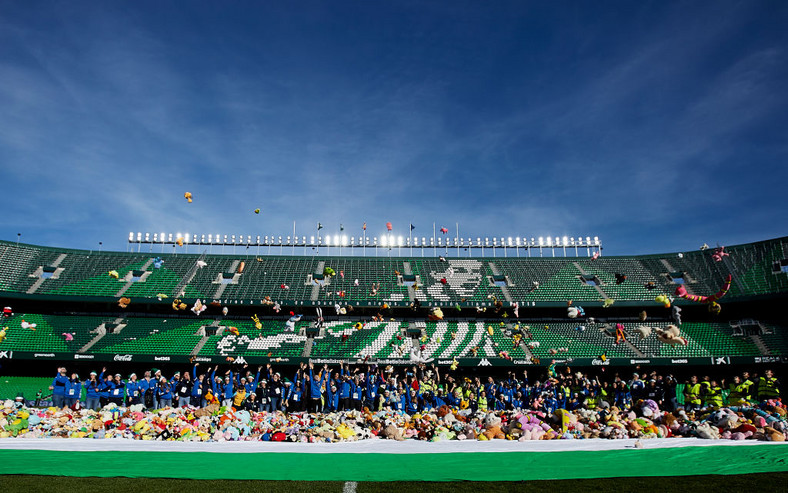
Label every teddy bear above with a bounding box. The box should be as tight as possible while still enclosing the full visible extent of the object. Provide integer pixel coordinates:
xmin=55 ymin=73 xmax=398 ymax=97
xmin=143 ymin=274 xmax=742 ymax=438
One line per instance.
xmin=695 ymin=421 xmax=720 ymax=439
xmin=481 ymin=413 xmax=505 ymax=440
xmin=764 ymin=426 xmax=786 ymax=442
xmin=655 ymin=325 xmax=687 ymax=346
xmin=383 ymin=423 xmax=405 ymax=441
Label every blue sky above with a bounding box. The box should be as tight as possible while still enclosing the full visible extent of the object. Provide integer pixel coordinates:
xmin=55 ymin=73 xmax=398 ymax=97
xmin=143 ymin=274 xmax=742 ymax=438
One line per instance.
xmin=1 ymin=1 xmax=786 ymax=255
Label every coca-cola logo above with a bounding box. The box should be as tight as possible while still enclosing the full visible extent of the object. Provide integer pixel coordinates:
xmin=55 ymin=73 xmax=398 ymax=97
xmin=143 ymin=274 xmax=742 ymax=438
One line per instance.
xmin=591 ymin=359 xmax=610 ymax=366
xmin=114 ymin=354 xmax=133 ymax=362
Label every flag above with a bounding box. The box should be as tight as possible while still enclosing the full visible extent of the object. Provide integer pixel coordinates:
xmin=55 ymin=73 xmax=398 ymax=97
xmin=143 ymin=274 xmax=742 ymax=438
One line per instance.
xmin=386 ymin=222 xmax=393 ymax=231
xmin=317 ymin=223 xmax=323 ymax=230
xmin=440 ymin=227 xmax=449 ymax=234
xmin=362 ymin=222 xmax=367 ymax=231
xmin=410 ymin=224 xmax=415 ymax=231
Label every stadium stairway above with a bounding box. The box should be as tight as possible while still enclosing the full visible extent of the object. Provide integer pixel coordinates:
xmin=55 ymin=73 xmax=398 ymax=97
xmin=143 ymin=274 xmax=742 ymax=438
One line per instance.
xmin=115 ymin=258 xmax=153 ymax=297
xmin=26 ymin=253 xmax=68 ymax=294
xmin=190 ymin=319 xmax=221 ymax=357
xmin=750 ymin=335 xmax=771 ymax=355
xmin=573 ymin=261 xmax=608 ymax=300
xmin=78 ymin=318 xmax=125 ymax=353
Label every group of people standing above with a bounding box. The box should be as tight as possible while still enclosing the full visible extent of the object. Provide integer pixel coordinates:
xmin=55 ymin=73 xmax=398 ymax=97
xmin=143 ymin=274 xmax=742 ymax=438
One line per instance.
xmin=47 ymin=363 xmax=780 ymax=414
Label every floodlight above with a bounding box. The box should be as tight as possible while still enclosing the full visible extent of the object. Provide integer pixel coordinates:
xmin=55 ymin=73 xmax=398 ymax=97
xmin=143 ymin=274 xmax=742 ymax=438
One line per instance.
xmin=398 ymin=235 xmax=403 ymax=246
xmin=342 ymin=235 xmax=348 ymax=245
xmin=538 ymin=237 xmax=544 ymax=246
xmin=380 ymin=236 xmax=386 ymax=247
xmin=129 ymin=232 xmax=134 ymax=241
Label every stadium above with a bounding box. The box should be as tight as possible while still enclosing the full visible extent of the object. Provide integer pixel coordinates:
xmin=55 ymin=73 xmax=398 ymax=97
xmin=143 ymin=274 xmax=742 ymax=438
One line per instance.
xmin=3 ymin=2 xmax=788 ymax=491
xmin=1 ymin=235 xmax=787 ymax=489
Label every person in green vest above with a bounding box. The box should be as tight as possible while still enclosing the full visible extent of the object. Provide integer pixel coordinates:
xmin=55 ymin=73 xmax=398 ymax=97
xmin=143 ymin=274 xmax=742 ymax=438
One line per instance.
xmin=683 ymin=375 xmax=702 ymax=412
xmin=725 ymin=375 xmax=753 ymax=406
xmin=757 ymin=369 xmax=780 ymax=402
xmin=702 ymin=380 xmax=724 ymax=409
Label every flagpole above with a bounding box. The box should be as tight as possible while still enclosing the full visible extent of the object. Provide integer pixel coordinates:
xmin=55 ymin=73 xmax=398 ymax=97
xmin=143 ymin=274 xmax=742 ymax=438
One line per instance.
xmin=456 ymin=222 xmax=460 ymax=258
xmin=293 ymin=221 xmax=296 ymax=256
xmin=409 ymin=224 xmax=412 ymax=256
xmin=433 ymin=222 xmax=436 ymax=258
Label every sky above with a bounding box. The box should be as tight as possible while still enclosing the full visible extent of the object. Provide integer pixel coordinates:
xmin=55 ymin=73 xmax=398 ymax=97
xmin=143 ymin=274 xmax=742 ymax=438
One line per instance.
xmin=1 ymin=1 xmax=787 ymax=256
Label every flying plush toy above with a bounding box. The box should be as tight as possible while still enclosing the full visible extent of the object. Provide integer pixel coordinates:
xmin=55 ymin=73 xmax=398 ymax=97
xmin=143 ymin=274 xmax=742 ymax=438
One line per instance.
xmin=222 ymin=306 xmax=229 ymax=316
xmin=184 ymin=192 xmax=193 ymax=203
xmin=567 ymin=306 xmax=585 ymax=318
xmin=118 ymin=298 xmax=131 ymax=309
xmin=711 ymin=246 xmax=729 ymax=262
xmin=176 ymin=237 xmax=184 ymax=247
xmin=285 ymin=314 xmax=302 ymax=332
xmin=615 ymin=273 xmax=627 ymax=285
xmin=615 ymin=323 xmax=626 ymax=344
xmin=655 ymin=325 xmax=687 ymax=346
xmin=440 ymin=227 xmax=449 ymax=234
xmin=108 ymin=270 xmax=119 ymax=279
xmin=428 ymin=307 xmax=444 ymax=321
xmin=655 ymin=294 xmax=671 ymax=308
xmin=0 ymin=326 xmax=7 ymax=343
xmin=323 ymin=267 xmax=336 ymax=277
xmin=152 ymin=257 xmax=164 ymax=269
xmin=674 ymin=275 xmax=731 ymax=307
xmin=228 ymin=326 xmax=240 ymax=336
xmin=671 ymin=305 xmax=682 ymax=324
xmin=602 ymin=298 xmax=615 ymax=308
xmin=254 ymin=208 xmax=260 ymax=214
xmin=196 ymin=260 xmax=207 ymax=269
xmin=591 ymin=251 xmax=600 ymax=261
xmin=251 ymin=314 xmax=262 ymax=331
xmin=63 ymin=332 xmax=74 ymax=342
xmin=191 ymin=299 xmax=207 ymax=316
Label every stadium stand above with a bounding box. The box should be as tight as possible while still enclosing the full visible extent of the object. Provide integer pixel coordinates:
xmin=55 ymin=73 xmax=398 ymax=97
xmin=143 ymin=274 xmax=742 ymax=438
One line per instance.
xmin=0 ymin=237 xmax=787 ymax=367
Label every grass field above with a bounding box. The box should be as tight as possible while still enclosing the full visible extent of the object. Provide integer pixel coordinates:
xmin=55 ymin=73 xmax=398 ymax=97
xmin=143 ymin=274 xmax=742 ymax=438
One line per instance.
xmin=2 ymin=473 xmax=787 ymax=493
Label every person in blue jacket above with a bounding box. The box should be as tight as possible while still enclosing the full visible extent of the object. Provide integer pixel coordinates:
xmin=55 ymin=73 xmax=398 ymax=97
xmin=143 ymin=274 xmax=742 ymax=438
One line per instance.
xmin=245 ymin=366 xmax=261 ymax=394
xmin=404 ymin=388 xmax=421 ymax=414
xmin=287 ymin=380 xmax=304 ymax=412
xmin=350 ymin=375 xmax=364 ymax=411
xmin=138 ymin=371 xmax=157 ymax=409
xmin=221 ymin=370 xmax=235 ymax=407
xmin=307 ymin=363 xmax=328 ymax=413
xmin=49 ymin=366 xmax=69 ymax=408
xmin=338 ymin=366 xmax=353 ymax=411
xmin=326 ymin=380 xmax=339 ymax=412
xmin=108 ymin=373 xmax=126 ymax=406
xmin=97 ymin=368 xmax=112 ymax=408
xmin=83 ymin=371 xmax=101 ymax=410
xmin=192 ymin=364 xmax=208 ymax=407
xmin=156 ymin=377 xmax=173 ymax=408
xmin=126 ymin=373 xmax=141 ymax=406
xmin=65 ymin=372 xmax=81 ymax=408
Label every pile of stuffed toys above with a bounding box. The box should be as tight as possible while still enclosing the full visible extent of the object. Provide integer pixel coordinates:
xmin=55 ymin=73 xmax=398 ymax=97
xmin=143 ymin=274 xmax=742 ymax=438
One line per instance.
xmin=0 ymin=398 xmax=785 ymax=442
